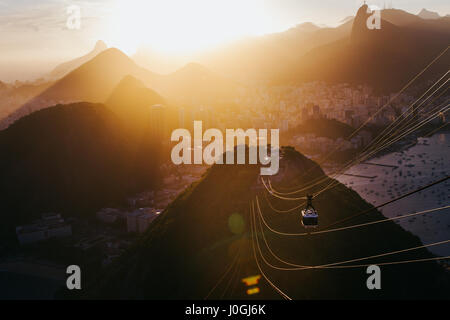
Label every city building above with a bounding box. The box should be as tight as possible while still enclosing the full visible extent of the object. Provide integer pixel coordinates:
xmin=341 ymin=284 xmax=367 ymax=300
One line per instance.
xmin=96 ymin=208 xmax=124 ymax=224
xmin=16 ymin=213 xmax=72 ymax=245
xmin=126 ymin=208 xmax=161 ymax=234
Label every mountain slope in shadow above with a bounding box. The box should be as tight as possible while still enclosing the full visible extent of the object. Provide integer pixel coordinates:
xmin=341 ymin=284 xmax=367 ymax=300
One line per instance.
xmin=0 ymin=102 xmax=162 ymax=241
xmin=106 ymin=75 xmax=166 ymax=140
xmin=81 ymin=146 xmax=449 ymax=299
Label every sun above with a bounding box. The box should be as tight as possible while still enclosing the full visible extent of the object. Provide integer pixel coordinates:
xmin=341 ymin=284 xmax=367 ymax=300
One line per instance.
xmin=105 ymin=0 xmax=270 ymax=55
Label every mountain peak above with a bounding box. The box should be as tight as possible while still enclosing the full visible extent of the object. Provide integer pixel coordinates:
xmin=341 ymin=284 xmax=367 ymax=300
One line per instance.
xmin=86 ymin=48 xmax=135 ymax=68
xmin=96 ymin=47 xmax=130 ymax=59
xmin=49 ymin=40 xmax=108 ymax=79
xmin=175 ymin=62 xmax=211 ymax=75
xmin=107 ymin=74 xmax=164 ymax=108
xmin=356 ymin=4 xmax=370 ymax=18
xmin=106 ymin=75 xmax=165 ymax=140
xmin=116 ymin=75 xmax=146 ymax=89
xmin=94 ymin=40 xmax=108 ymax=52
xmin=418 ymin=8 xmax=441 ymax=20
xmin=351 ymin=4 xmax=399 ymax=44
xmin=295 ymin=22 xmax=320 ymax=32
xmin=351 ymin=4 xmax=375 ymax=42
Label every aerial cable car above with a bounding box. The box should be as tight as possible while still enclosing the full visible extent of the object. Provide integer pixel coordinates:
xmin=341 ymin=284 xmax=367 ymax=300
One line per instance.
xmin=301 ymin=195 xmax=318 ymax=228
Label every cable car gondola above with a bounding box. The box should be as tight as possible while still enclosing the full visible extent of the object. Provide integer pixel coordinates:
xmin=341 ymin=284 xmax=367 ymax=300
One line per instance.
xmin=301 ymin=195 xmax=318 ymax=228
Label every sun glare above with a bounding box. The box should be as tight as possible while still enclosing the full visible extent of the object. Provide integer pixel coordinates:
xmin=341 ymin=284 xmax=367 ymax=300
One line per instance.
xmin=106 ymin=0 xmax=270 ymax=55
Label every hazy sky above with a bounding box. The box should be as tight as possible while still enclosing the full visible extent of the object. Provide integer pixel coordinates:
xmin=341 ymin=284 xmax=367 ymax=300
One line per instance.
xmin=0 ymin=0 xmax=449 ymax=81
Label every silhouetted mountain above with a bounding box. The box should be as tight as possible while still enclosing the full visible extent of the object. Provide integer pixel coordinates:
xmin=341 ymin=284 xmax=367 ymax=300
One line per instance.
xmin=0 ymin=103 xmax=128 ymax=237
xmin=381 ymin=8 xmax=450 ymax=34
xmin=198 ymin=20 xmax=352 ymax=83
xmin=82 ymin=146 xmax=449 ymax=299
xmin=318 ymin=9 xmax=449 ymax=35
xmin=351 ymin=5 xmax=402 ymax=44
xmin=0 ymin=81 xmax=54 ymax=124
xmin=132 ymin=20 xmax=352 ymax=84
xmin=294 ymin=22 xmax=321 ymax=32
xmin=339 ymin=7 xmax=450 ymax=38
xmin=105 ymin=75 xmax=169 ymax=191
xmin=200 ymin=7 xmax=449 ymax=85
xmin=2 ymin=48 xmax=239 ymax=129
xmin=131 ymin=7 xmax=449 ymax=86
xmin=0 ymin=48 xmax=161 ymax=130
xmin=278 ymin=4 xmax=450 ymax=92
xmin=0 ymin=102 xmax=163 ymax=241
xmin=49 ymin=40 xmax=108 ymax=80
xmin=106 ymin=75 xmax=166 ymax=140
xmin=41 ymin=47 xmax=236 ymax=106
xmin=418 ymin=8 xmax=441 ymax=20
xmin=39 ymin=48 xmax=159 ymax=104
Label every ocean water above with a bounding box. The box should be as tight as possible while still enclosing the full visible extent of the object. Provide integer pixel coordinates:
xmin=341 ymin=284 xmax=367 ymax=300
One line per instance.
xmin=336 ymin=132 xmax=450 ymax=256
xmin=0 ymin=271 xmax=62 ymax=299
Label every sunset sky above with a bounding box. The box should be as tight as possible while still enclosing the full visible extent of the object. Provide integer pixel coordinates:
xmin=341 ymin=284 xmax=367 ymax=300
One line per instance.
xmin=0 ymin=0 xmax=449 ymax=81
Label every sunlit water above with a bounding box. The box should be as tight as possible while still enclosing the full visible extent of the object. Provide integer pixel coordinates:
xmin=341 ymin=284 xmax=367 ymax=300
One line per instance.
xmin=334 ymin=132 xmax=450 ymax=256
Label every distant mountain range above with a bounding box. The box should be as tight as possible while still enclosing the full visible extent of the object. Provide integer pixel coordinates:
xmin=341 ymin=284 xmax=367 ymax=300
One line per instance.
xmin=37 ymin=48 xmax=158 ymax=105
xmin=48 ymin=40 xmax=108 ymax=80
xmin=1 ymin=5 xmax=448 ymax=130
xmin=0 ymin=48 xmax=239 ymax=129
xmin=134 ymin=7 xmax=449 ymax=86
xmin=418 ymin=8 xmax=442 ymax=20
xmin=275 ymin=5 xmax=449 ymax=92
xmin=44 ymin=46 xmax=239 ymax=106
